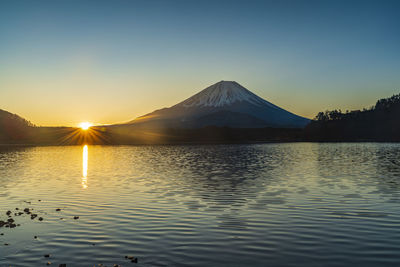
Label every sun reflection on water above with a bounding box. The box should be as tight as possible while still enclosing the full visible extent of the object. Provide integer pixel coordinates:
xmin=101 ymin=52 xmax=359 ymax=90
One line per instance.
xmin=82 ymin=145 xmax=88 ymax=189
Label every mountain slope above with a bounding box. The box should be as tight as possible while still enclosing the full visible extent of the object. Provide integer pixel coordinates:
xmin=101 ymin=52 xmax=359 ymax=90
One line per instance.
xmin=128 ymin=81 xmax=310 ymax=128
xmin=0 ymin=109 xmax=35 ymax=142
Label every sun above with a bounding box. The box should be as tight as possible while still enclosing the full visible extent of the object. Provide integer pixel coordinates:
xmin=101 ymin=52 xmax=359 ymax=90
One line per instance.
xmin=79 ymin=122 xmax=92 ymax=130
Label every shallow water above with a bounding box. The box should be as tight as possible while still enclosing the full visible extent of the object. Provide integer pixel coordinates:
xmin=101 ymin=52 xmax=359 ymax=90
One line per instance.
xmin=1 ymin=143 xmax=400 ymax=267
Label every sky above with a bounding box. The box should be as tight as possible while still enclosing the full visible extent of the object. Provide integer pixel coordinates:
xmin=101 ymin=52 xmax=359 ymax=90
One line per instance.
xmin=1 ymin=0 xmax=399 ymax=126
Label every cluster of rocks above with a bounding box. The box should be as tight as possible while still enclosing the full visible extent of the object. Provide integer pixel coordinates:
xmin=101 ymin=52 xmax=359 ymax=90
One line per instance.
xmin=0 ymin=206 xmax=44 ymax=231
xmin=23 ymin=207 xmax=43 ymax=221
xmin=125 ymin=256 xmax=138 ymax=263
xmin=0 ymin=201 xmax=74 ymax=246
xmin=0 ymin=218 xmax=18 ymax=228
xmin=1 ymin=201 xmax=140 ymax=266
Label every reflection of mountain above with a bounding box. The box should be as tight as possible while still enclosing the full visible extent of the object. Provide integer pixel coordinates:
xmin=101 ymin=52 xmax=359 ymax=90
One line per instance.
xmin=148 ymin=144 xmax=289 ymax=209
xmin=136 ymin=144 xmax=283 ymax=230
xmin=126 ymin=81 xmax=310 ymax=128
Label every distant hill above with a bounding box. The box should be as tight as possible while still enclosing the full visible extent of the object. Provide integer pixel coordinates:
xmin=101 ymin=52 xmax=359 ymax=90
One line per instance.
xmin=0 ymin=109 xmax=95 ymax=145
xmin=126 ymin=81 xmax=310 ymax=128
xmin=305 ymin=93 xmax=400 ymax=141
xmin=0 ymin=109 xmax=35 ymax=142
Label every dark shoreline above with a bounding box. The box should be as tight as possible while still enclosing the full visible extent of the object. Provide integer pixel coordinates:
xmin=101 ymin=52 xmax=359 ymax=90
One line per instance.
xmin=2 ymin=123 xmax=400 ymax=146
xmin=2 ymin=140 xmax=400 ymax=147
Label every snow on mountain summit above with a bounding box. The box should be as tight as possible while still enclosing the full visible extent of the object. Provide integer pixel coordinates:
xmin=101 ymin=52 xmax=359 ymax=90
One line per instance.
xmin=176 ymin=81 xmax=277 ymax=108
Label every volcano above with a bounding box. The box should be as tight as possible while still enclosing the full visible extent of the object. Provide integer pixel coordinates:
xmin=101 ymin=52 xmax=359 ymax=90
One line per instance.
xmin=127 ymin=81 xmax=310 ymax=128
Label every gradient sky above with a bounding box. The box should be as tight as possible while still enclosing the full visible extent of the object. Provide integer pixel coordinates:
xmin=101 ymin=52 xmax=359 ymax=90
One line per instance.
xmin=1 ymin=0 xmax=399 ymax=126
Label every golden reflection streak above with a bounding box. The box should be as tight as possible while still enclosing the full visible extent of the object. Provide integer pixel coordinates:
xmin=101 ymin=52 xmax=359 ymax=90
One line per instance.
xmin=82 ymin=145 xmax=88 ymax=189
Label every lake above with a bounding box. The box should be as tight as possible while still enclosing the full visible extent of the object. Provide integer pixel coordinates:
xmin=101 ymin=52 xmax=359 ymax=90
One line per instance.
xmin=1 ymin=143 xmax=400 ymax=266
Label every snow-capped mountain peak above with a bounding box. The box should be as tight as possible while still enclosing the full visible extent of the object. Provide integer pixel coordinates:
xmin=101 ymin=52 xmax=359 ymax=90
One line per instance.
xmin=127 ymin=80 xmax=310 ymax=128
xmin=176 ymin=81 xmax=275 ymax=108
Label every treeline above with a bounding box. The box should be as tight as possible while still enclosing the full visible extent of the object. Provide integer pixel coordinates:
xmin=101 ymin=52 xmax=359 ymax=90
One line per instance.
xmin=305 ymin=93 xmax=400 ymax=141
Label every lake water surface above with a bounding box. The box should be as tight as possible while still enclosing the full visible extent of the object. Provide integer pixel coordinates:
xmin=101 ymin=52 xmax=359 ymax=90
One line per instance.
xmin=1 ymin=143 xmax=400 ymax=266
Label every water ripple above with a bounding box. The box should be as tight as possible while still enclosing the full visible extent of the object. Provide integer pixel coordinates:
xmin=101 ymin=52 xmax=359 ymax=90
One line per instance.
xmin=1 ymin=143 xmax=400 ymax=266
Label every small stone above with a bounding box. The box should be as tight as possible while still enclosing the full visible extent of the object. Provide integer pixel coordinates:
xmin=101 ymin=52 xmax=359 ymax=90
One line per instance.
xmin=38 ymin=217 xmax=43 ymax=221
xmin=56 ymin=208 xmax=61 ymax=211
xmin=73 ymin=216 xmax=79 ymax=220
xmin=126 ymin=256 xmax=138 ymax=262
xmin=6 ymin=211 xmax=11 ymax=216
xmin=38 ymin=200 xmax=41 ymax=201
xmin=15 ymin=208 xmax=19 ymax=210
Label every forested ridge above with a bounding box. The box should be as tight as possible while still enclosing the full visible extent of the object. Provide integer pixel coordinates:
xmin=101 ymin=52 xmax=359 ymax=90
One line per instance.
xmin=305 ymin=93 xmax=400 ymax=141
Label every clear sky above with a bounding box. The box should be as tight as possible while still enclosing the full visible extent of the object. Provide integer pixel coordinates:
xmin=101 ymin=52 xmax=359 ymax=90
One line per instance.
xmin=1 ymin=0 xmax=399 ymax=126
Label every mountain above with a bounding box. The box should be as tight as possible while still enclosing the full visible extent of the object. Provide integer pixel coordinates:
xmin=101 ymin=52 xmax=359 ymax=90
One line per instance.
xmin=0 ymin=109 xmax=35 ymax=142
xmin=127 ymin=81 xmax=310 ymax=128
